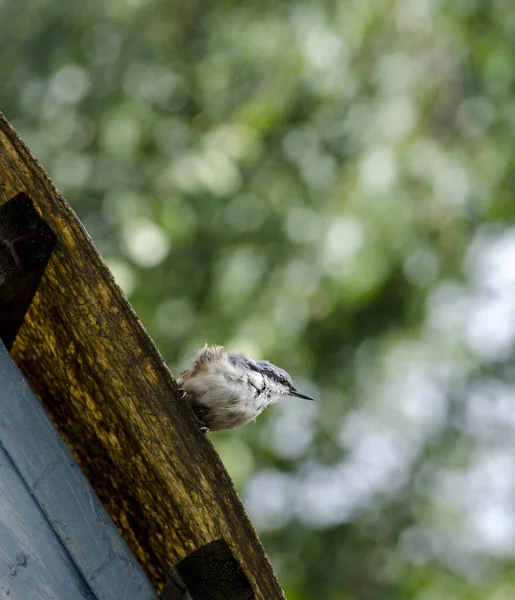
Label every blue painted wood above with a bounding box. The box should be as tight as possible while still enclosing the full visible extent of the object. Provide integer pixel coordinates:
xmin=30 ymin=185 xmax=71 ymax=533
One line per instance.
xmin=0 ymin=343 xmax=157 ymax=600
xmin=0 ymin=444 xmax=96 ymax=599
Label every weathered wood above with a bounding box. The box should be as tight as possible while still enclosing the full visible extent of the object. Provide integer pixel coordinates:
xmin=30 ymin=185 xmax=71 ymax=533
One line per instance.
xmin=0 ymin=112 xmax=284 ymax=599
xmin=0 ymin=342 xmax=156 ymax=600
xmin=0 ymin=440 xmax=96 ymax=600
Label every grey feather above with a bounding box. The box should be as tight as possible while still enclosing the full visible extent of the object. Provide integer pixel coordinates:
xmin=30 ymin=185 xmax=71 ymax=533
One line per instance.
xmin=179 ymin=345 xmax=312 ymax=432
xmin=228 ymin=354 xmax=293 ymax=386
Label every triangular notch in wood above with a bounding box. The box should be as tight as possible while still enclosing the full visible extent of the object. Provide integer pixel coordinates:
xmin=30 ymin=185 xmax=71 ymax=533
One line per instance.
xmin=0 ymin=192 xmax=56 ymax=349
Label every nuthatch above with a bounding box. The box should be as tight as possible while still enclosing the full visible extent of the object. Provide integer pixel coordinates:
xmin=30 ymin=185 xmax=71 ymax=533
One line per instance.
xmin=178 ymin=344 xmax=314 ymax=432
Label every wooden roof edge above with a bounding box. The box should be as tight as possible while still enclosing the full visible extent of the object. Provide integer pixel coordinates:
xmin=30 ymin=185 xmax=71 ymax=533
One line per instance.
xmin=0 ymin=112 xmax=285 ymax=599
xmin=0 ymin=342 xmax=157 ymax=599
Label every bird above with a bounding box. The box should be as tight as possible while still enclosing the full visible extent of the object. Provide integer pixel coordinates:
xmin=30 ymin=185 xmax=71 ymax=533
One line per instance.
xmin=177 ymin=344 xmax=314 ymax=431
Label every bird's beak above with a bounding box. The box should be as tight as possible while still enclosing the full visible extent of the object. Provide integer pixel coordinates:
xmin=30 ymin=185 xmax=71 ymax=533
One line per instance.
xmin=289 ymin=388 xmax=315 ymax=401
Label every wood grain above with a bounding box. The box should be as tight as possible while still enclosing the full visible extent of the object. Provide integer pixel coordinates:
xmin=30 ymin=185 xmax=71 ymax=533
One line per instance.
xmin=0 ymin=440 xmax=96 ymax=600
xmin=0 ymin=343 xmax=156 ymax=599
xmin=0 ymin=112 xmax=285 ymax=599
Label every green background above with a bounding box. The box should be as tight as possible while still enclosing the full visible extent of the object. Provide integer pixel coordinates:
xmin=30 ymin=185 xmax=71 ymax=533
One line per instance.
xmin=3 ymin=0 xmax=515 ymax=598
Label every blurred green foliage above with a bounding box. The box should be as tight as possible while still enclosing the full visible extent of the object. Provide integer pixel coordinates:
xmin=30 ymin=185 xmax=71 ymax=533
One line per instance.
xmin=3 ymin=0 xmax=515 ymax=598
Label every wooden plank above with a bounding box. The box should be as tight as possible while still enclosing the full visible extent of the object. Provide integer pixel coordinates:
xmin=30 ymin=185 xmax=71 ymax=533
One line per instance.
xmin=0 ymin=438 xmax=95 ymax=599
xmin=0 ymin=342 xmax=157 ymax=599
xmin=0 ymin=112 xmax=285 ymax=598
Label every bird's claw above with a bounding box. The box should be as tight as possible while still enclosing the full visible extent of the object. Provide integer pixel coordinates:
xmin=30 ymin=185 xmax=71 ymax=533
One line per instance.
xmin=197 ymin=419 xmax=209 ymax=433
xmin=199 ymin=425 xmax=210 ymax=433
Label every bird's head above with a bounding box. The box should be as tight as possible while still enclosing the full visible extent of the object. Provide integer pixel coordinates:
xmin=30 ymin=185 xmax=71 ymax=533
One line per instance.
xmin=229 ymin=353 xmax=314 ymax=403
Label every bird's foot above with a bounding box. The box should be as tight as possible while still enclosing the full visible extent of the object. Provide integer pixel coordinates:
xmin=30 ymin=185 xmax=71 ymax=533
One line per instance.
xmin=197 ymin=418 xmax=209 ymax=433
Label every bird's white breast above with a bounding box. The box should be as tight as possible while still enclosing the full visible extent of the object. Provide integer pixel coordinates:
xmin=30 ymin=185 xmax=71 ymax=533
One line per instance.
xmin=181 ymin=354 xmax=279 ymax=429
